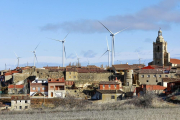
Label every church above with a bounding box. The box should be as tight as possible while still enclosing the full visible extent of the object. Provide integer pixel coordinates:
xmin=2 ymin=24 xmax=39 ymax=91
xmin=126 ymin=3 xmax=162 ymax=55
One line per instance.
xmin=148 ymin=30 xmax=180 ymax=67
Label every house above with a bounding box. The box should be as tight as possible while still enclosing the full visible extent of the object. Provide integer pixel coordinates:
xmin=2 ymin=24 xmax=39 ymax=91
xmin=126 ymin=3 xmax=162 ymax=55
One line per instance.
xmin=92 ymin=90 xmax=124 ymax=101
xmin=92 ymin=81 xmax=124 ymax=101
xmin=8 ymin=85 xmax=24 ymax=94
xmin=99 ymin=81 xmax=120 ymax=90
xmin=162 ymin=78 xmax=180 ymax=87
xmin=11 ymin=95 xmax=30 ymax=110
xmin=170 ymin=58 xmax=180 ymax=67
xmin=136 ymin=84 xmax=166 ymax=95
xmin=48 ymin=77 xmax=66 ymax=98
xmin=138 ymin=69 xmax=170 ymax=85
xmin=166 ymin=81 xmax=180 ymax=95
xmin=30 ymin=78 xmax=48 ymax=97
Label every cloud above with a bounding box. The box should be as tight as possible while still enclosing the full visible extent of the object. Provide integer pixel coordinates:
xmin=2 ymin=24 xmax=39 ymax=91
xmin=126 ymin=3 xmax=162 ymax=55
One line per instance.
xmin=67 ymin=53 xmax=76 ymax=59
xmin=82 ymin=50 xmax=97 ymax=58
xmin=40 ymin=0 xmax=180 ymax=33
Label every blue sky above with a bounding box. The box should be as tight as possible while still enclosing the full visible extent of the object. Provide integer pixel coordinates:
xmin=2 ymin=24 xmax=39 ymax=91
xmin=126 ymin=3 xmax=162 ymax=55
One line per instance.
xmin=0 ymin=0 xmax=180 ymax=70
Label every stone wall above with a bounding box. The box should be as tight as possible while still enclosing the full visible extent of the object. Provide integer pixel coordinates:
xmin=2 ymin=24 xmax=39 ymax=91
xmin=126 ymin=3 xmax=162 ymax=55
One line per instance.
xmin=13 ymin=73 xmax=30 ymax=83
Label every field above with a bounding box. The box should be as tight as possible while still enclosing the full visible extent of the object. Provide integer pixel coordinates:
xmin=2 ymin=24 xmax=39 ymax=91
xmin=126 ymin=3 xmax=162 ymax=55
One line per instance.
xmin=1 ymin=107 xmax=180 ymax=120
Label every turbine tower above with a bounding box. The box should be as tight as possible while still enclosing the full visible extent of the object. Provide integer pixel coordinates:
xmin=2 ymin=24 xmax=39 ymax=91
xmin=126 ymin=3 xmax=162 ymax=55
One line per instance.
xmin=14 ymin=52 xmax=21 ymax=67
xmin=50 ymin=33 xmax=69 ymax=67
xmin=32 ymin=43 xmax=39 ymax=67
xmin=76 ymin=53 xmax=81 ymax=67
xmin=98 ymin=21 xmax=129 ymax=66
xmin=100 ymin=37 xmax=111 ymax=67
xmin=137 ymin=52 xmax=142 ymax=65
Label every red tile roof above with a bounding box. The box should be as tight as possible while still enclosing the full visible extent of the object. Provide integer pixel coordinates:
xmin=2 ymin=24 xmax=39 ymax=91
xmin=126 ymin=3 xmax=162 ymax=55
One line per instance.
xmin=8 ymin=85 xmax=24 ymax=89
xmin=170 ymin=58 xmax=180 ymax=64
xmin=48 ymin=77 xmax=65 ymax=83
xmin=142 ymin=65 xmax=155 ymax=69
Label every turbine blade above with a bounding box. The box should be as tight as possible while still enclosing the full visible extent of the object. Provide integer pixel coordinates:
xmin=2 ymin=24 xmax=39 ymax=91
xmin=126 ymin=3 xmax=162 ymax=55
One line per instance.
xmin=75 ymin=52 xmax=78 ymax=58
xmin=98 ymin=21 xmax=113 ymax=34
xmin=99 ymin=50 xmax=108 ymax=59
xmin=14 ymin=52 xmax=18 ymax=57
xmin=35 ymin=42 xmax=41 ymax=50
xmin=63 ymin=33 xmax=69 ymax=41
xmin=114 ymin=27 xmax=130 ymax=35
xmin=47 ymin=37 xmax=62 ymax=42
xmin=137 ymin=52 xmax=140 ymax=58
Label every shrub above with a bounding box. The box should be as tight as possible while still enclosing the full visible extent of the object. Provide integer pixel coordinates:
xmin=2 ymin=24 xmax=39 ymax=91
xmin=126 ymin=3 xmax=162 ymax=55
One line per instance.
xmin=132 ymin=90 xmax=157 ymax=108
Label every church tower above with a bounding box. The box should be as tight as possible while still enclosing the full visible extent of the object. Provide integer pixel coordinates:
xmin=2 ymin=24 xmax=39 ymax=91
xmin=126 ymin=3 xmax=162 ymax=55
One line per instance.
xmin=149 ymin=30 xmax=170 ymax=66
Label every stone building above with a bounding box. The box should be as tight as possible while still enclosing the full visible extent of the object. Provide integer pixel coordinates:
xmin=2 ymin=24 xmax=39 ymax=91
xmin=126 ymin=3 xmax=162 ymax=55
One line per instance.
xmin=149 ymin=30 xmax=170 ymax=66
xmin=8 ymin=85 xmax=24 ymax=94
xmin=11 ymin=95 xmax=30 ymax=110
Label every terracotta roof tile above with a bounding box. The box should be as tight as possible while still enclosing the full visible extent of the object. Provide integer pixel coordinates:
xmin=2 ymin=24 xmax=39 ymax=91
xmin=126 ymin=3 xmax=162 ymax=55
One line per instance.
xmin=8 ymin=85 xmax=24 ymax=89
xmin=170 ymin=58 xmax=180 ymax=64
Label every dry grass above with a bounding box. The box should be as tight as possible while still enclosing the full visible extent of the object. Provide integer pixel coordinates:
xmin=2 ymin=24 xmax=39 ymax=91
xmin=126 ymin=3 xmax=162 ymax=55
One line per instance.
xmin=1 ymin=108 xmax=180 ymax=120
xmin=0 ymin=93 xmax=179 ymax=120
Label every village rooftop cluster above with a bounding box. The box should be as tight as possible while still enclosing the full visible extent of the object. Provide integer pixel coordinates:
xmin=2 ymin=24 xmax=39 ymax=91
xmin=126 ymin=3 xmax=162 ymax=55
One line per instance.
xmin=1 ymin=29 xmax=180 ymax=110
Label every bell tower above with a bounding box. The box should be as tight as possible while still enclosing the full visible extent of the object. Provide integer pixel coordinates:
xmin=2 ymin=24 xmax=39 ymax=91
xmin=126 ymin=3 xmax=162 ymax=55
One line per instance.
xmin=149 ymin=29 xmax=170 ymax=66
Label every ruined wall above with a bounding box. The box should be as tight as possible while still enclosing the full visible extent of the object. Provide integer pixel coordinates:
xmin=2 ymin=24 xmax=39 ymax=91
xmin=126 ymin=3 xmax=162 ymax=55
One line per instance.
xmin=36 ymin=69 xmax=64 ymax=79
xmin=13 ymin=73 xmax=30 ymax=83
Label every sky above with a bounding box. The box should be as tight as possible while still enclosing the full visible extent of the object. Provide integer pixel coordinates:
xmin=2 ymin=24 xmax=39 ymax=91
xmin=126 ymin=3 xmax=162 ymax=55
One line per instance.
xmin=0 ymin=0 xmax=180 ymax=70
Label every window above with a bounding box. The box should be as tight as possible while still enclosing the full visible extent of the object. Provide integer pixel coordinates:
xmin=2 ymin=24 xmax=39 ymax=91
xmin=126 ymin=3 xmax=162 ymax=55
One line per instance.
xmin=25 ymin=106 xmax=28 ymax=109
xmin=165 ymin=75 xmax=168 ymax=78
xmin=141 ymin=75 xmax=144 ymax=78
xmin=50 ymin=86 xmax=54 ymax=89
xmin=153 ymin=75 xmax=156 ymax=77
xmin=42 ymin=87 xmax=44 ymax=90
xmin=109 ymin=85 xmax=111 ymax=88
xmin=20 ymin=100 xmax=21 ymax=102
xmin=69 ymin=72 xmax=71 ymax=75
xmin=19 ymin=106 xmax=22 ymax=109
xmin=103 ymin=85 xmax=105 ymax=88
xmin=74 ymin=76 xmax=76 ymax=78
xmin=32 ymin=87 xmax=36 ymax=90
xmin=147 ymin=80 xmax=149 ymax=82
xmin=156 ymin=80 xmax=158 ymax=82
xmin=157 ymin=46 xmax=159 ymax=51
xmin=114 ymin=85 xmax=116 ymax=88
xmin=111 ymin=95 xmax=115 ymax=99
xmin=147 ymin=75 xmax=150 ymax=78
xmin=25 ymin=100 xmax=27 ymax=103
xmin=159 ymin=75 xmax=161 ymax=78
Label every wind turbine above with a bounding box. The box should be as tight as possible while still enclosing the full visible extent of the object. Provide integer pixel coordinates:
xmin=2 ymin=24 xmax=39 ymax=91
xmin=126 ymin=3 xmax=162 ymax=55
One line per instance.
xmin=76 ymin=53 xmax=81 ymax=67
xmin=32 ymin=43 xmax=40 ymax=67
xmin=100 ymin=37 xmax=111 ymax=67
xmin=137 ymin=52 xmax=142 ymax=65
xmin=14 ymin=52 xmax=21 ymax=67
xmin=49 ymin=33 xmax=69 ymax=67
xmin=98 ymin=21 xmax=129 ymax=66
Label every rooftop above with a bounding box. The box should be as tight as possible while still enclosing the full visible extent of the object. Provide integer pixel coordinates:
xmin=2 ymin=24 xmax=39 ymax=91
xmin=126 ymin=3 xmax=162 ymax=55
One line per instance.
xmin=162 ymin=78 xmax=180 ymax=82
xmin=99 ymin=81 xmax=119 ymax=85
xmin=8 ymin=85 xmax=24 ymax=89
xmin=96 ymin=89 xmax=124 ymax=94
xmin=170 ymin=58 xmax=180 ymax=64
